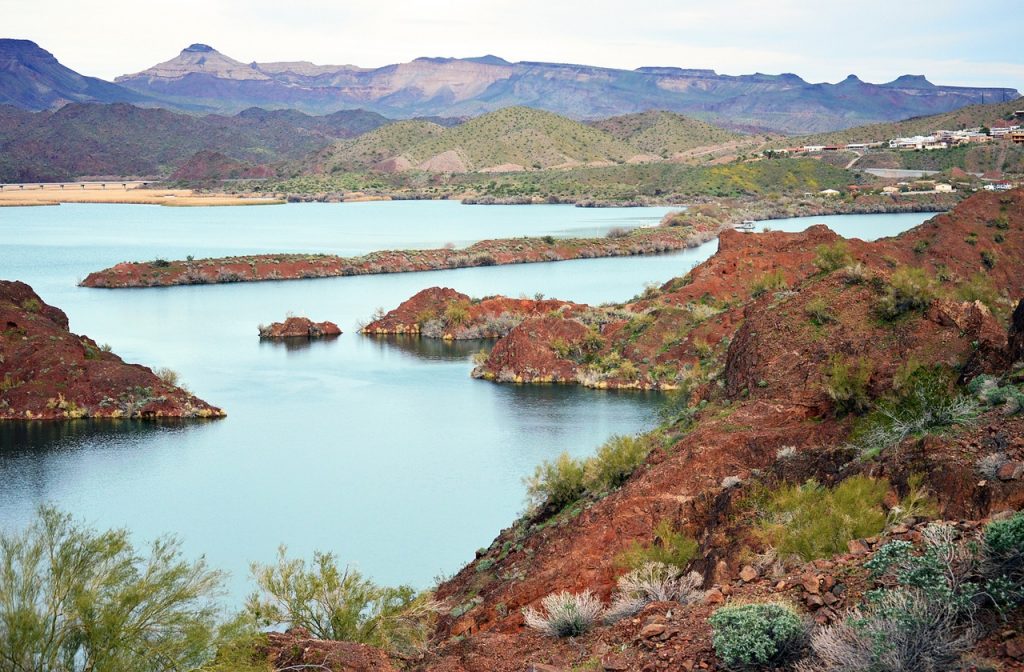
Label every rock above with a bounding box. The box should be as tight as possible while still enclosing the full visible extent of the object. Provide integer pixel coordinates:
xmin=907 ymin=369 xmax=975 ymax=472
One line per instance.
xmin=997 ymin=461 xmax=1024 ymax=481
xmin=801 ymin=573 xmax=821 ymax=594
xmin=805 ymin=594 xmax=825 ymax=609
xmin=847 ymin=538 xmax=870 ymax=555
xmin=602 ymin=653 xmax=630 ymax=671
xmin=263 ymin=630 xmax=397 ymax=671
xmin=1005 ymin=636 xmax=1024 ymax=661
xmin=704 ymin=588 xmax=725 ymax=605
xmin=640 ymin=623 xmax=667 ymax=639
xmin=526 ymin=664 xmax=564 ymax=672
xmin=1008 ymin=299 xmax=1024 ymax=365
xmin=739 ymin=565 xmax=758 ymax=582
xmin=259 ymin=316 xmax=341 ymax=339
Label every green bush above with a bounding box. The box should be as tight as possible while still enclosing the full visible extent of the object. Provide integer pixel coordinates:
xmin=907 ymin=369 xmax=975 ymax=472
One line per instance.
xmin=804 ymin=297 xmax=835 ymax=326
xmin=709 ymin=602 xmax=805 ymax=670
xmin=523 ymin=452 xmax=586 ymax=513
xmin=984 ymin=512 xmax=1024 ymax=588
xmin=246 ymin=546 xmax=435 ymax=654
xmin=584 ymin=434 xmax=651 ymax=493
xmin=750 ymin=269 xmax=788 ymax=298
xmin=443 ymin=301 xmax=471 ymax=327
xmin=615 ymin=519 xmax=699 ymax=569
xmin=814 ymin=241 xmax=853 ymax=273
xmin=956 ymin=273 xmax=1000 ymax=312
xmin=822 ymin=355 xmax=873 ymax=416
xmin=0 ymin=506 xmax=224 ymax=672
xmin=853 ymin=368 xmax=978 ymax=457
xmin=876 ymin=267 xmax=936 ymax=321
xmin=757 ymin=476 xmax=889 ymax=561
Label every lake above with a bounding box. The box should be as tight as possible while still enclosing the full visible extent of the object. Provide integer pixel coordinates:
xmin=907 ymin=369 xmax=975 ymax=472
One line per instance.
xmin=0 ymin=201 xmax=936 ymax=602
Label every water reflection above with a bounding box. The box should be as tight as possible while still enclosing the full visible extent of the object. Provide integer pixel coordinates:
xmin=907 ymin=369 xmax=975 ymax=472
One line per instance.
xmin=364 ymin=334 xmax=493 ymax=362
xmin=0 ymin=418 xmax=216 ymax=454
xmin=258 ymin=335 xmax=342 ymax=352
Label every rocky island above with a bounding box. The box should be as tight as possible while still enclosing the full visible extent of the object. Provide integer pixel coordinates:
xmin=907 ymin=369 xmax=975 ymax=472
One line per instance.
xmin=258 ymin=316 xmax=342 ymax=339
xmin=0 ymin=281 xmax=224 ymax=420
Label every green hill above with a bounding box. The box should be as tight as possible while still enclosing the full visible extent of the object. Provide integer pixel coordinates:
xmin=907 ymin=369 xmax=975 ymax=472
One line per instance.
xmin=589 ymin=111 xmax=743 ymax=157
xmin=315 ymin=107 xmax=643 ymax=173
xmin=780 ymin=98 xmax=1024 ymax=147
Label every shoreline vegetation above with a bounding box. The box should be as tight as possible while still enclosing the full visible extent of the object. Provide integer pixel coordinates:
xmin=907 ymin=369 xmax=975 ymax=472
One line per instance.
xmin=79 ymin=192 xmax=958 ymax=289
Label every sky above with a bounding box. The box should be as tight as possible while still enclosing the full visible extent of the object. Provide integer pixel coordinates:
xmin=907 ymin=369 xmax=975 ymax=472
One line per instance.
xmin=3 ymin=0 xmax=1022 ymax=91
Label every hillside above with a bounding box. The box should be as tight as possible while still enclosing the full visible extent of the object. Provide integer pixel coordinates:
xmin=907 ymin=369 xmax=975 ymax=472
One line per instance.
xmin=313 ymin=107 xmax=642 ymax=173
xmin=252 ymin=188 xmax=1024 ymax=672
xmin=0 ymin=103 xmax=391 ymax=182
xmin=781 ymin=97 xmax=1024 ymax=147
xmin=588 ymin=111 xmax=744 ymax=157
xmin=0 ymin=39 xmax=151 ymax=110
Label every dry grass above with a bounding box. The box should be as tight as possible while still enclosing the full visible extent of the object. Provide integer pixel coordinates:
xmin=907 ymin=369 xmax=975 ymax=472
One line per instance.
xmin=0 ymin=187 xmax=283 ymax=207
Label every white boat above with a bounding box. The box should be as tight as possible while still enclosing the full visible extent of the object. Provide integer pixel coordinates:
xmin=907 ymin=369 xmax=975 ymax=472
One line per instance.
xmin=735 ymin=220 xmax=756 ymax=231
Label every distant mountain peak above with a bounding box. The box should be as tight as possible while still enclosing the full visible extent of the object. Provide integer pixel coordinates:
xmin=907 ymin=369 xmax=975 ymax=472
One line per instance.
xmin=884 ymin=74 xmax=935 ymax=89
xmin=0 ymin=38 xmax=147 ymax=111
xmin=184 ymin=43 xmax=216 ymax=53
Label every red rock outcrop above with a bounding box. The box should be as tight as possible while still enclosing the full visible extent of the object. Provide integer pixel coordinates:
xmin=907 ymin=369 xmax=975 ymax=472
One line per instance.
xmin=360 ymin=287 xmax=582 ymax=340
xmin=260 ymin=628 xmax=397 ymax=672
xmin=0 ymin=281 xmax=224 ymax=420
xmin=258 ymin=316 xmax=342 ymax=339
xmin=79 ymin=225 xmax=712 ymax=288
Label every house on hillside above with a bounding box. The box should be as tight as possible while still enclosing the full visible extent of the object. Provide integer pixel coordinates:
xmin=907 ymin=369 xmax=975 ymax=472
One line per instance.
xmin=819 ymin=189 xmax=841 ymax=197
xmin=882 ymin=185 xmax=900 ymax=194
xmin=1012 ymin=131 xmax=1024 ymax=145
xmin=934 ymin=183 xmax=955 ymax=193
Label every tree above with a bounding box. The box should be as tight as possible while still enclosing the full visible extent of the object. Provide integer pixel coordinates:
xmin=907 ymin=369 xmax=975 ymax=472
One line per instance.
xmin=246 ymin=546 xmax=436 ymax=655
xmin=0 ymin=507 xmax=224 ymax=671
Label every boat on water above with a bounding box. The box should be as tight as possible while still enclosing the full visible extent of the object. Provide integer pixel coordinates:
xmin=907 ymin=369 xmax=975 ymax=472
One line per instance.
xmin=735 ymin=220 xmax=756 ymax=231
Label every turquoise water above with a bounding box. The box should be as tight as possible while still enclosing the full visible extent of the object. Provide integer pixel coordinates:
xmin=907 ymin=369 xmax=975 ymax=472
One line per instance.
xmin=0 ymin=201 xmax=935 ymax=602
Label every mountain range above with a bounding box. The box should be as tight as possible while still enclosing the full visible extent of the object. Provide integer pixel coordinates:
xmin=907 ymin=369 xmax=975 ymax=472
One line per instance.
xmin=1 ymin=39 xmax=1019 ymax=134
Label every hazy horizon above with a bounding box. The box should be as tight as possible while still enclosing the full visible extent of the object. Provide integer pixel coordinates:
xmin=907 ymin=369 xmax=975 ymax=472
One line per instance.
xmin=3 ymin=0 xmax=1022 ymax=92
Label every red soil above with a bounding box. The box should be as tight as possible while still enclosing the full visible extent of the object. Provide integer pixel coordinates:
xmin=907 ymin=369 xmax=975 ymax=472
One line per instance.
xmin=0 ymin=280 xmax=224 ymax=420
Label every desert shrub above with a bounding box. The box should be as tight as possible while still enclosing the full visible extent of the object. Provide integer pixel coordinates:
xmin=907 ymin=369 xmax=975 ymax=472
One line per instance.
xmin=750 ymin=269 xmax=788 ymax=298
xmin=709 ymin=602 xmax=805 ymax=670
xmin=443 ymin=301 xmax=471 ymax=327
xmin=584 ymin=434 xmax=651 ymax=493
xmin=689 ymin=301 xmax=722 ymax=324
xmin=956 ymin=273 xmax=1000 ymax=312
xmin=814 ymin=241 xmax=853 ymax=274
xmin=799 ymin=588 xmax=976 ymax=672
xmin=616 ymin=519 xmax=698 ymax=569
xmin=805 ymin=297 xmax=835 ymax=326
xmin=20 ymin=298 xmax=40 ymax=313
xmin=876 ymin=267 xmax=936 ymax=321
xmin=886 ymin=473 xmax=938 ymax=526
xmin=155 ymin=366 xmax=181 ymax=388
xmin=757 ymin=476 xmax=888 ymax=561
xmin=969 ymin=374 xmax=1024 ymax=415
xmin=853 ymin=368 xmax=978 ymax=457
xmin=980 ymin=250 xmax=997 ymax=270
xmin=983 ymin=512 xmax=1024 ymax=594
xmin=549 ymin=336 xmax=573 ymax=358
xmin=246 ymin=546 xmax=436 ymax=654
xmin=822 ymin=356 xmax=873 ymax=416
xmin=522 ymin=590 xmax=604 ymax=637
xmin=604 ymin=562 xmax=704 ymax=623
xmin=606 ymin=226 xmax=630 ymax=239
xmin=841 ymin=263 xmax=871 ymax=285
xmin=523 ymin=452 xmax=586 ymax=513
xmin=0 ymin=506 xmax=224 ymax=672
xmin=865 ymin=524 xmax=979 ymax=612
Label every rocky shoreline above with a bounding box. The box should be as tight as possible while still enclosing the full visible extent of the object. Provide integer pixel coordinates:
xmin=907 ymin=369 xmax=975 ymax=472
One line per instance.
xmin=79 ymin=224 xmax=719 ymax=289
xmin=0 ymin=281 xmax=225 ymax=420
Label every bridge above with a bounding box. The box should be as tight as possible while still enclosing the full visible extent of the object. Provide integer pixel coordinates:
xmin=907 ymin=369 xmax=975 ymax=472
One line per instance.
xmin=0 ymin=181 xmax=153 ymax=191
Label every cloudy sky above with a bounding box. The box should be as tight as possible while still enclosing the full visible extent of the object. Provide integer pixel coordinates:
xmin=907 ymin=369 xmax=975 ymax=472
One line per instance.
xmin=5 ymin=0 xmax=1023 ymax=90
